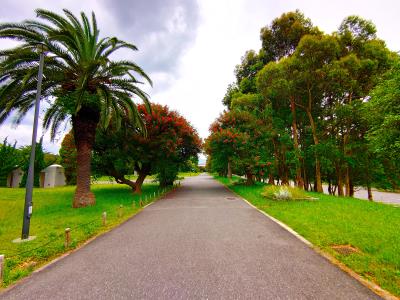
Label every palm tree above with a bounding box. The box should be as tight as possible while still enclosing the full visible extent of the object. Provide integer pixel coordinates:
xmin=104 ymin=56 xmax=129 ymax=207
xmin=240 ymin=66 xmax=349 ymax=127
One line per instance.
xmin=0 ymin=9 xmax=152 ymax=207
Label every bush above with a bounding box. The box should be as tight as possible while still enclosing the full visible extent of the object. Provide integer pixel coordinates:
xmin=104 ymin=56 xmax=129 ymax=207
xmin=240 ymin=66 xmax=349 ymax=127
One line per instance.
xmin=262 ymin=185 xmax=315 ymax=201
xmin=156 ymin=161 xmax=179 ymax=187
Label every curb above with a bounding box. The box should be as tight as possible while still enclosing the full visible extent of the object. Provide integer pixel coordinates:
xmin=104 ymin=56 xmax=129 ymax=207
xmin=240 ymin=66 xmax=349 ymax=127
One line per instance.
xmin=216 ymin=178 xmax=398 ymax=300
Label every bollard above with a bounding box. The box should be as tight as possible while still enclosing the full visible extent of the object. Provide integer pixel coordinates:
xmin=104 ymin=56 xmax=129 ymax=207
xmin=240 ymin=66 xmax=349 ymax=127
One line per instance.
xmin=102 ymin=212 xmax=107 ymax=226
xmin=0 ymin=254 xmax=4 ymax=284
xmin=64 ymin=228 xmax=71 ymax=248
xmin=154 ymin=191 xmax=156 ymax=198
xmin=140 ymin=199 xmax=143 ymax=207
xmin=118 ymin=205 xmax=123 ymax=218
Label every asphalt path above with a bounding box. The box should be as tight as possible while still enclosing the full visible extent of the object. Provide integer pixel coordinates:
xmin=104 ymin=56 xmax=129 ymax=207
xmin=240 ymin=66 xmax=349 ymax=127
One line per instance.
xmin=1 ymin=174 xmax=380 ymax=299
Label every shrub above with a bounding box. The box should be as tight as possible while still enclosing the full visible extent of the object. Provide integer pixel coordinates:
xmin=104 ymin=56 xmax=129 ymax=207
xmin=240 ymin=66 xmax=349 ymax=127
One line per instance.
xmin=262 ymin=185 xmax=315 ymax=201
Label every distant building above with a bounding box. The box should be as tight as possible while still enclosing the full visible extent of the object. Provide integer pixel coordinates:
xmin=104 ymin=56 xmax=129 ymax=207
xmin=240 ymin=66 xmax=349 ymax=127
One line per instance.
xmin=40 ymin=164 xmax=66 ymax=188
xmin=7 ymin=164 xmax=67 ymax=188
xmin=7 ymin=167 xmax=24 ymax=188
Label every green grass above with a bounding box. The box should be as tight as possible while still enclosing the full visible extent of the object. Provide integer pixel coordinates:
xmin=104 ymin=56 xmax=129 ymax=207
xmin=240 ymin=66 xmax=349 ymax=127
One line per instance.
xmin=0 ymin=183 xmax=173 ymax=288
xmin=215 ymin=175 xmax=400 ymax=297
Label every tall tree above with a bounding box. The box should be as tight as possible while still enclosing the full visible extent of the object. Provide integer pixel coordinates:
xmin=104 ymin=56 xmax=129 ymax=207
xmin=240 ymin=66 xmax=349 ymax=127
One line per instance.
xmin=260 ymin=10 xmax=320 ymax=62
xmin=257 ymin=58 xmax=304 ymax=187
xmin=0 ymin=9 xmax=152 ymax=207
xmin=93 ymin=104 xmax=201 ymax=193
xmin=366 ymin=61 xmax=400 ymax=189
xmin=290 ymin=34 xmax=340 ymax=192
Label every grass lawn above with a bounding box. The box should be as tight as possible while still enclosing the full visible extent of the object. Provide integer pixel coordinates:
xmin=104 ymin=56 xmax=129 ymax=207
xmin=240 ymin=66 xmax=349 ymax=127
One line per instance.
xmin=215 ymin=175 xmax=400 ymax=297
xmin=0 ymin=182 xmax=173 ymax=288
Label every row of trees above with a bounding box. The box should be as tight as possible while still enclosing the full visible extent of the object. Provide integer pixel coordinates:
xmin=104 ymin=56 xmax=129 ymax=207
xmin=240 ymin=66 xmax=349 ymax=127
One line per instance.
xmin=60 ymin=103 xmax=201 ymax=193
xmin=205 ymin=11 xmax=400 ymax=198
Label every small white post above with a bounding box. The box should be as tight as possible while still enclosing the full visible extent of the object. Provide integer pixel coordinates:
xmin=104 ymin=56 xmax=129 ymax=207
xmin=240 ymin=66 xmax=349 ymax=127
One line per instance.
xmin=64 ymin=228 xmax=71 ymax=248
xmin=102 ymin=212 xmax=107 ymax=226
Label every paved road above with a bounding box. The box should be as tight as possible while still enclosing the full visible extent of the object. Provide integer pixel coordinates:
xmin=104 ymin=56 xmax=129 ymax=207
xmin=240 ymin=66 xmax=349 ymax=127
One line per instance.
xmin=1 ymin=174 xmax=380 ymax=299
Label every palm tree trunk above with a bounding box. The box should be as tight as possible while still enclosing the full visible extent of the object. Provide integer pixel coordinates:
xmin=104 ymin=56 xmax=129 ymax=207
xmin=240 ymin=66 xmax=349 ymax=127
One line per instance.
xmin=72 ymin=108 xmax=99 ymax=208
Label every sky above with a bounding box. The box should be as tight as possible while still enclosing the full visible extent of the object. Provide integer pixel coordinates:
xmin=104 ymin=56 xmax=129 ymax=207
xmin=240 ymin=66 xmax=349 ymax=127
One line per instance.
xmin=0 ymin=0 xmax=399 ymax=155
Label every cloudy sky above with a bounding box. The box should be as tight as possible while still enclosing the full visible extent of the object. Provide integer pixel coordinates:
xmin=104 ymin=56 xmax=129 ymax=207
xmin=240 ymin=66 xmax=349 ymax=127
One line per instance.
xmin=0 ymin=0 xmax=399 ymax=154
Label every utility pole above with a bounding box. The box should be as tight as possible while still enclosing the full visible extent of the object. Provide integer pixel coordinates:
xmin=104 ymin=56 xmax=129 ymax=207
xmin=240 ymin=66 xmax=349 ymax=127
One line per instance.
xmin=21 ymin=46 xmax=45 ymax=240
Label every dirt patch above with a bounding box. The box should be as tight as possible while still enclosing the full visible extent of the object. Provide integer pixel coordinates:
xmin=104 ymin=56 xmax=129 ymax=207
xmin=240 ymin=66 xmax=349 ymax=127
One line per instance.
xmin=331 ymin=245 xmax=360 ymax=256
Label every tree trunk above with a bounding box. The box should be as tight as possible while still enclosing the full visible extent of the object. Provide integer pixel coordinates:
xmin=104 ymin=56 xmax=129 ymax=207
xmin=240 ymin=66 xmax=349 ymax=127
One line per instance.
xmin=115 ymin=176 xmax=136 ymax=190
xmin=227 ymin=160 xmax=232 ymax=179
xmin=272 ymin=137 xmax=282 ymax=184
xmin=245 ymin=171 xmax=254 ymax=185
xmin=290 ymin=96 xmax=304 ymax=188
xmin=72 ymin=107 xmax=99 ymax=208
xmin=280 ymin=145 xmax=289 ymax=185
xmin=302 ymin=160 xmax=308 ymax=190
xmin=134 ymin=171 xmax=147 ymax=194
xmin=349 ymin=174 xmax=354 ymax=197
xmin=305 ymin=109 xmax=323 ymax=193
xmin=367 ymin=184 xmax=373 ymax=201
xmin=328 ymin=178 xmax=332 ymax=195
xmin=366 ymin=163 xmax=373 ymax=201
xmin=336 ymin=162 xmax=344 ymax=196
xmin=345 ymin=166 xmax=350 ymax=197
xmin=268 ymin=172 xmax=274 ymax=185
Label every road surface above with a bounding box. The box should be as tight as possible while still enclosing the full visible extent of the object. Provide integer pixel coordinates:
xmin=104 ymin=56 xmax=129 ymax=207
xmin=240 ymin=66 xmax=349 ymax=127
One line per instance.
xmin=1 ymin=174 xmax=380 ymax=299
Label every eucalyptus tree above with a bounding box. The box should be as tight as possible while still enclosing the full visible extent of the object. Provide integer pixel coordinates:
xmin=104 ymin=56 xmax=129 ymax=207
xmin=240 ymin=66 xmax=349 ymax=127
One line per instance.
xmin=260 ymin=10 xmax=320 ymax=62
xmin=0 ymin=9 xmax=152 ymax=207
xmin=257 ymin=58 xmax=304 ymax=187
xmin=291 ymin=34 xmax=340 ymax=193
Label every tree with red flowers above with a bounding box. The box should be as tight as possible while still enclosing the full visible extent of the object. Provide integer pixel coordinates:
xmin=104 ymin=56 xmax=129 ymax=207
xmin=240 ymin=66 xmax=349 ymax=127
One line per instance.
xmin=205 ymin=110 xmax=263 ymax=184
xmin=93 ymin=103 xmax=201 ymax=193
